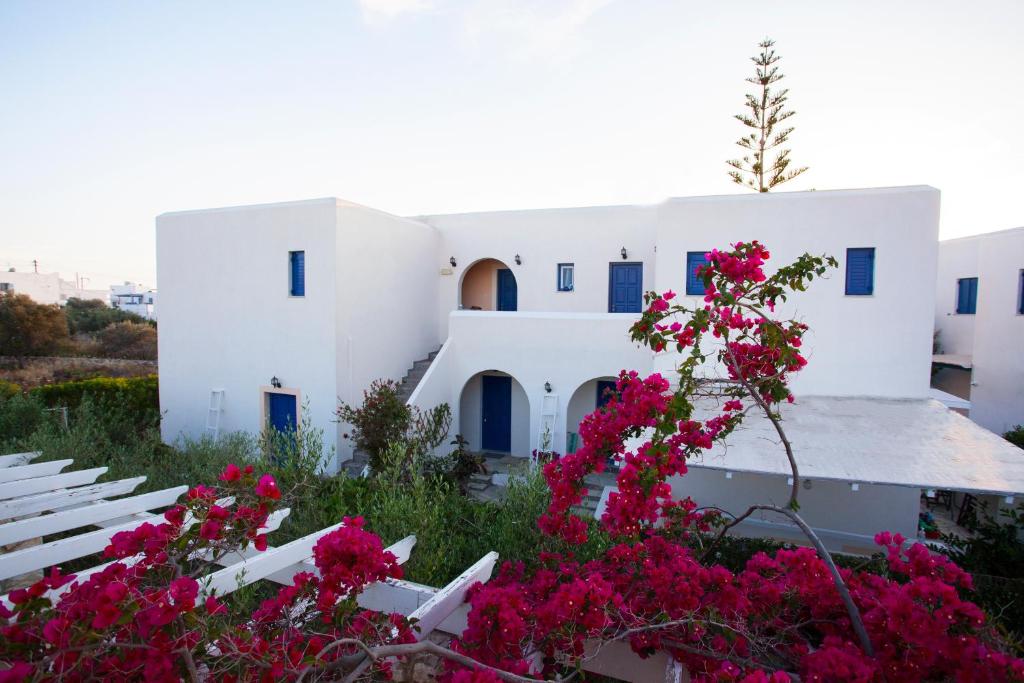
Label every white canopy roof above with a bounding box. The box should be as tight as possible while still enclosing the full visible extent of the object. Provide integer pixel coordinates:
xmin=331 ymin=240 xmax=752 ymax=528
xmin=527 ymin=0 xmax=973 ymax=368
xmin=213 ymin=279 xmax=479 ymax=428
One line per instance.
xmin=685 ymin=397 xmax=1024 ymax=497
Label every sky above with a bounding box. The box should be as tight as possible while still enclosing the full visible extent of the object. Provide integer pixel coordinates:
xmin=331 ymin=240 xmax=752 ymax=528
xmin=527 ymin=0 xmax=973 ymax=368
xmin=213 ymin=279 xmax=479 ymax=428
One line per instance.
xmin=1 ymin=0 xmax=1023 ymax=287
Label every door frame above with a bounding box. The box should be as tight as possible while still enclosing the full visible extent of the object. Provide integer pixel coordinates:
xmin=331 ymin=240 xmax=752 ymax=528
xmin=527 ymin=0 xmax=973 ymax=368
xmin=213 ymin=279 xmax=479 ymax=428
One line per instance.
xmin=259 ymin=385 xmax=302 ymax=433
xmin=607 ymin=262 xmax=644 ymax=313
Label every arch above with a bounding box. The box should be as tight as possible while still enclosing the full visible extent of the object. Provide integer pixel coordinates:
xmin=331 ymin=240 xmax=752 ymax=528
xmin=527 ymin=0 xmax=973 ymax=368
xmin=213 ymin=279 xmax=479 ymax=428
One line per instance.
xmin=565 ymin=375 xmax=620 ymax=454
xmin=458 ymin=369 xmax=531 ymax=457
xmin=458 ymin=258 xmax=517 ymax=311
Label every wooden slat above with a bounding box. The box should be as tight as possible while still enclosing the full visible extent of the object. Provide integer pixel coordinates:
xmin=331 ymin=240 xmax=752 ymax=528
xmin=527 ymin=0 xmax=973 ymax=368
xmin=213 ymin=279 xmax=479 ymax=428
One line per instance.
xmin=0 ymin=477 xmax=147 ymax=520
xmin=0 ymin=459 xmax=73 ymax=484
xmin=0 ymin=486 xmax=188 ymax=546
xmin=358 ymin=577 xmax=436 ymax=615
xmin=199 ymin=521 xmax=348 ymax=597
xmin=407 ymin=551 xmax=497 ymax=640
xmin=0 ymin=512 xmax=159 ymax=580
xmin=0 ymin=452 xmax=40 ymax=469
xmin=0 ymin=468 xmax=107 ymax=502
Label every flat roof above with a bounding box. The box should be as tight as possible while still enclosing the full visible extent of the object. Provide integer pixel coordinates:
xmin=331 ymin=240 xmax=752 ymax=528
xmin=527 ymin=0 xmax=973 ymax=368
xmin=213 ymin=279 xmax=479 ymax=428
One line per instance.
xmin=682 ymin=396 xmax=1024 ymax=497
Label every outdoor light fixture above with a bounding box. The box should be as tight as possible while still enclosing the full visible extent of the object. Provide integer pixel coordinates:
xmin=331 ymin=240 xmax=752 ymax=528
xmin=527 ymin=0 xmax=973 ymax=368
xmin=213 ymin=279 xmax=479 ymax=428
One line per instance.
xmin=620 ymin=247 xmax=628 ymax=260
xmin=850 ymin=483 xmax=860 ymax=492
xmin=515 ymin=254 xmax=522 ymax=265
xmin=271 ymin=376 xmax=282 ymax=389
xmin=449 ymin=256 xmax=457 ymax=268
xmin=725 ymin=471 xmax=733 ymax=480
xmin=544 ymin=381 xmax=552 ymax=393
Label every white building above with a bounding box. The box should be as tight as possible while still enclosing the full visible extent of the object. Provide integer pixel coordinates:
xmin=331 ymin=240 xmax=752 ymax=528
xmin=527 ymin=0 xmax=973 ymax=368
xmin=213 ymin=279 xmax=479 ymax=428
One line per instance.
xmin=156 ymin=186 xmax=1024 ymax=553
xmin=0 ymin=268 xmax=108 ymax=306
xmin=110 ymin=282 xmax=157 ymax=320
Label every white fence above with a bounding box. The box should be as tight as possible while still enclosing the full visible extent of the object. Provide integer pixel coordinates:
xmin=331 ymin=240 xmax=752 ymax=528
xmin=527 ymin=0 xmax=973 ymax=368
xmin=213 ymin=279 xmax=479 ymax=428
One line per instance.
xmin=0 ymin=452 xmax=684 ymax=682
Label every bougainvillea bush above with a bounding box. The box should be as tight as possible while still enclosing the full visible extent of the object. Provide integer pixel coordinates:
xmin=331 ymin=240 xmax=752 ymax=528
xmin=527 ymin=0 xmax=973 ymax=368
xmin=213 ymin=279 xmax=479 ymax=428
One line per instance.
xmin=3 ymin=243 xmax=1023 ymax=682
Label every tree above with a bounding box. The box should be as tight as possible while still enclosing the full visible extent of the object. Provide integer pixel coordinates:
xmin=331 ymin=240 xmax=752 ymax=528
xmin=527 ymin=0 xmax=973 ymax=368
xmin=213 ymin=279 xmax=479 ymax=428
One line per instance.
xmin=726 ymin=38 xmax=808 ymax=192
xmin=65 ymin=297 xmax=151 ymax=334
xmin=0 ymin=292 xmax=70 ymax=366
xmin=96 ymin=321 xmax=158 ymax=360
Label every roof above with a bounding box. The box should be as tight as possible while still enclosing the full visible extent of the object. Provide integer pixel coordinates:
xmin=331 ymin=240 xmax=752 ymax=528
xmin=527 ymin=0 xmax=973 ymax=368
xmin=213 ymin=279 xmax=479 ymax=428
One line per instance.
xmin=683 ymin=396 xmax=1024 ymax=497
xmin=928 ymin=388 xmax=971 ymax=411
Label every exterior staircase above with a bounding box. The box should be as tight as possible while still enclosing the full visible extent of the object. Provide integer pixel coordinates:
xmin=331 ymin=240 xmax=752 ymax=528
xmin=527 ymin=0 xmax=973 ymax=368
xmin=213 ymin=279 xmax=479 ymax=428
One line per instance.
xmin=340 ymin=346 xmax=442 ymax=478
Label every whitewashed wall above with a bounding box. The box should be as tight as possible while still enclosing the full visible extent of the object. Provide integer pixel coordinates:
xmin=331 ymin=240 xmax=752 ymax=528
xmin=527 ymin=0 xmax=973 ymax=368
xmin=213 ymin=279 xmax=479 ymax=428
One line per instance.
xmin=655 ymin=186 xmax=940 ymax=398
xmin=157 ymin=199 xmax=342 ymax=463
xmin=934 ymin=237 xmax=980 ymax=356
xmin=333 ymin=202 xmax=442 ymax=463
xmin=419 ymin=205 xmax=659 ymax=338
xmin=936 ymin=228 xmax=1024 ymax=433
xmin=0 ymin=271 xmax=62 ymax=305
xmin=669 ymin=468 xmax=920 ymax=553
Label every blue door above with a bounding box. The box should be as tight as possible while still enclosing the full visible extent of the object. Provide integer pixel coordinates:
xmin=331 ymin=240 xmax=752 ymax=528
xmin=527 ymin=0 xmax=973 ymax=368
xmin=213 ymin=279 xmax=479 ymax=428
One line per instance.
xmin=268 ymin=392 xmax=297 ymax=434
xmin=608 ymin=263 xmax=643 ymax=312
xmin=496 ymin=268 xmax=517 ymax=311
xmin=596 ymin=380 xmax=618 ymax=409
xmin=481 ymin=375 xmax=512 ymax=452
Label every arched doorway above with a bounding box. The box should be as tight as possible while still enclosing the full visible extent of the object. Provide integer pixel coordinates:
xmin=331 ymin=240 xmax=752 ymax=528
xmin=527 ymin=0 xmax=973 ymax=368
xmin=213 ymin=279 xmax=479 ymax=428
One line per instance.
xmin=565 ymin=376 xmax=619 ymax=453
xmin=459 ymin=370 xmax=530 ymax=456
xmin=459 ymin=259 xmax=517 ymax=311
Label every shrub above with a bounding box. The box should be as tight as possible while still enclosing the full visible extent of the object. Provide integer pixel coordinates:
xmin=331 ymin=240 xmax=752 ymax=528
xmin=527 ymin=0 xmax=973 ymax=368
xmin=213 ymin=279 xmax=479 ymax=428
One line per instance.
xmin=0 ymin=378 xmax=20 ymax=400
xmin=30 ymin=375 xmax=158 ymax=412
xmin=1005 ymin=425 xmax=1024 ymax=450
xmin=95 ymin=321 xmax=158 ymax=360
xmin=336 ymin=379 xmax=451 ymax=473
xmin=65 ymin=297 xmax=152 ymax=334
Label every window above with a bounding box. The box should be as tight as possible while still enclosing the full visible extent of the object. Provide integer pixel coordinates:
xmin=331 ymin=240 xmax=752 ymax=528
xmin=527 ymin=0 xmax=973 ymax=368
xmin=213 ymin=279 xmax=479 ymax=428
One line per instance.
xmin=956 ymin=277 xmax=978 ymax=314
xmin=557 ymin=263 xmax=574 ymax=291
xmin=845 ymin=247 xmax=875 ymax=295
xmin=686 ymin=252 xmax=709 ymax=295
xmin=289 ymin=251 xmax=305 ymax=297
xmin=0 ymin=283 xmax=12 ymax=293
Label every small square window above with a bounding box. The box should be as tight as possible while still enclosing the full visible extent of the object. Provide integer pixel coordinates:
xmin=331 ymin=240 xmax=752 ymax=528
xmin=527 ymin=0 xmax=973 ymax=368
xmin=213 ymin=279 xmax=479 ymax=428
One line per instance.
xmin=0 ymin=283 xmax=12 ymax=293
xmin=686 ymin=252 xmax=709 ymax=295
xmin=289 ymin=251 xmax=305 ymax=297
xmin=845 ymin=247 xmax=875 ymax=296
xmin=956 ymin=277 xmax=977 ymax=314
xmin=557 ymin=263 xmax=574 ymax=292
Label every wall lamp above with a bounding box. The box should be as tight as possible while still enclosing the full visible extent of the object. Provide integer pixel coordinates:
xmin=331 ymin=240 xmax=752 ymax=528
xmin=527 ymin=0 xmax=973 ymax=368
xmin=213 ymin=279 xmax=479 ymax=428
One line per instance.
xmin=449 ymin=256 xmax=457 ymax=268
xmin=271 ymin=376 xmax=282 ymax=389
xmin=544 ymin=381 xmax=552 ymax=393
xmin=620 ymin=247 xmax=628 ymax=260
xmin=514 ymin=254 xmax=522 ymax=266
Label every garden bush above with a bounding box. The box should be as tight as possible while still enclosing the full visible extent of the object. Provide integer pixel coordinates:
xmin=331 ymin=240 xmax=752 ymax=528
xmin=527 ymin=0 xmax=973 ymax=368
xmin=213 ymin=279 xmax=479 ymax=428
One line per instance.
xmin=1006 ymin=424 xmax=1024 ymax=450
xmin=0 ymin=379 xmax=20 ymax=400
xmin=28 ymin=375 xmax=159 ymax=431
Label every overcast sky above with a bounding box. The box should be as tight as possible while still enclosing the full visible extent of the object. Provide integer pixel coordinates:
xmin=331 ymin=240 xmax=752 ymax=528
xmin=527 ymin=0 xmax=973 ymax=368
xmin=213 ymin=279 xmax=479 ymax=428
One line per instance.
xmin=2 ymin=0 xmax=1022 ymax=287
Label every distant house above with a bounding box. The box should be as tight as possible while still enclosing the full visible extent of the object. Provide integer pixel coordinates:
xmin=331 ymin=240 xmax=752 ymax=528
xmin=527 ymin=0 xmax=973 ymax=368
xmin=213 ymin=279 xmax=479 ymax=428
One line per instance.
xmin=0 ymin=269 xmax=108 ymax=306
xmin=932 ymin=227 xmax=1024 ymax=434
xmin=110 ymin=282 xmax=157 ymax=320
xmin=156 ymin=186 xmax=1024 ymax=553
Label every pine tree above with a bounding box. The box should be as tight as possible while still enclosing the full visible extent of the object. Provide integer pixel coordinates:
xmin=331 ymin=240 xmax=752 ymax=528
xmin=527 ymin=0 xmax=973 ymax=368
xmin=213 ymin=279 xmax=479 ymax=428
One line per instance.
xmin=726 ymin=38 xmax=808 ymax=192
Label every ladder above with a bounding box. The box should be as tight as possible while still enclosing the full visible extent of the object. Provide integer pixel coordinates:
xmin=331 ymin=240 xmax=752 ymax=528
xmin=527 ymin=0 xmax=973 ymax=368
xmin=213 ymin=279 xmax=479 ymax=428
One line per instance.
xmin=206 ymin=389 xmax=225 ymax=439
xmin=538 ymin=394 xmax=558 ymax=452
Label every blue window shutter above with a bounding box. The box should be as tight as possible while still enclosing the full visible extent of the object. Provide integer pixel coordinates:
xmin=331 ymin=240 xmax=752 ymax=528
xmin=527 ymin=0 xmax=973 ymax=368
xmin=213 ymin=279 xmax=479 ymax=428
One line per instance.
xmin=956 ymin=277 xmax=978 ymax=314
xmin=290 ymin=251 xmax=305 ymax=297
xmin=686 ymin=252 xmax=709 ymax=295
xmin=845 ymin=248 xmax=875 ymax=295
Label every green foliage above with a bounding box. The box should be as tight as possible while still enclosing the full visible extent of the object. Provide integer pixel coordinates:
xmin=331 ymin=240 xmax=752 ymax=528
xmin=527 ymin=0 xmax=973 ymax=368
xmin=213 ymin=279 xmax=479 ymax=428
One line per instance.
xmin=65 ymin=297 xmax=152 ymax=334
xmin=1005 ymin=425 xmax=1024 ymax=450
xmin=29 ymin=375 xmax=159 ymax=432
xmin=726 ymin=37 xmax=808 ymax=192
xmin=95 ymin=321 xmax=157 ymax=360
xmin=0 ymin=291 xmax=71 ymax=363
xmin=423 ymin=434 xmax=486 ymax=492
xmin=336 ymin=378 xmax=451 ymax=473
xmin=0 ymin=379 xmax=20 ymax=400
